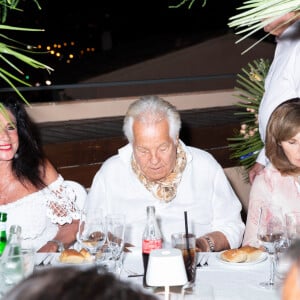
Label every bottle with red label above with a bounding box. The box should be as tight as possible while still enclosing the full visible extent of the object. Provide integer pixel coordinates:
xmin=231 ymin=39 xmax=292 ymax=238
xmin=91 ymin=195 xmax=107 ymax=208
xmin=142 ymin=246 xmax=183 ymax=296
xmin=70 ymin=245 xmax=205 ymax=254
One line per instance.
xmin=142 ymin=205 xmax=162 ymax=287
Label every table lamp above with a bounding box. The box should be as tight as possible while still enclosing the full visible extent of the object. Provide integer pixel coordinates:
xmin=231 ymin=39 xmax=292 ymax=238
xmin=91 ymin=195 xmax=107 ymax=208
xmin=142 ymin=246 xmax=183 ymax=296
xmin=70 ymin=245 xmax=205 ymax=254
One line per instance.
xmin=146 ymin=248 xmax=188 ymax=300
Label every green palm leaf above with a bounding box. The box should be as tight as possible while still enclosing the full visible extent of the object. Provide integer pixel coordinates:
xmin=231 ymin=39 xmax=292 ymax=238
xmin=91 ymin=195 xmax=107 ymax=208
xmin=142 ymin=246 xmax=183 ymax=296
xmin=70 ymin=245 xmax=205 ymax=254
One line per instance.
xmin=227 ymin=58 xmax=270 ymax=182
xmin=228 ymin=0 xmax=300 ymax=53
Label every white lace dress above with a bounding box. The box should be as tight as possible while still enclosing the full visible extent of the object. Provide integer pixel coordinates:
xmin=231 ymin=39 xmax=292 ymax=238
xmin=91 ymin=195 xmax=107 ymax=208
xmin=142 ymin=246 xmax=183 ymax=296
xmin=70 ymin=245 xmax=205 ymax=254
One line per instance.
xmin=0 ymin=175 xmax=82 ymax=251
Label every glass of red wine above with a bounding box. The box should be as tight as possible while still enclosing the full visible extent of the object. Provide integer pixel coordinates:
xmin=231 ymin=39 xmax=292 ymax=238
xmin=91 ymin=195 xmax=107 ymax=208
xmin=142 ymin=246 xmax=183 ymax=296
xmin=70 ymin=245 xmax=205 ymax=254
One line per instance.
xmin=257 ymin=204 xmax=285 ymax=289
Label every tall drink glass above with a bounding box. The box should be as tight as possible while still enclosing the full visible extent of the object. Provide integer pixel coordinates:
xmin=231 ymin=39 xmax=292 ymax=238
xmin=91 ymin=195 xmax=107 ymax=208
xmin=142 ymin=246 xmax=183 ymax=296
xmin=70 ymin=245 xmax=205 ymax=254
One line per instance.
xmin=171 ymin=232 xmax=197 ymax=284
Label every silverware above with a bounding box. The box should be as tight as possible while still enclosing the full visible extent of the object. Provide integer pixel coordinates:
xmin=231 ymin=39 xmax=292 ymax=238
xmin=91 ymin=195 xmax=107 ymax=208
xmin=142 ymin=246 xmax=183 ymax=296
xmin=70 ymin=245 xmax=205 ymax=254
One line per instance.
xmin=197 ymin=253 xmax=209 ymax=268
xmin=38 ymin=254 xmax=53 ymax=266
xmin=123 ymin=266 xmax=143 ymax=277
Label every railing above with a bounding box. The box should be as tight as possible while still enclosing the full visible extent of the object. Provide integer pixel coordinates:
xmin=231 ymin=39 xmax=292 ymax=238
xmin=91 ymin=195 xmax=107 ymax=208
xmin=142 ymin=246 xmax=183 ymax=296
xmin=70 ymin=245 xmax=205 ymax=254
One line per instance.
xmin=0 ymin=72 xmax=238 ymax=102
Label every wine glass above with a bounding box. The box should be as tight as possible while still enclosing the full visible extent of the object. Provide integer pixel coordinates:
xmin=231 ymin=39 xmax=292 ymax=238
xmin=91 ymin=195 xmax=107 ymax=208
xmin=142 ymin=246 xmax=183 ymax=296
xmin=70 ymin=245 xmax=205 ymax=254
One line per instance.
xmin=257 ymin=204 xmax=285 ymax=288
xmin=286 ymin=212 xmax=300 ymax=246
xmin=77 ymin=208 xmax=107 ymax=256
xmin=105 ymin=213 xmax=125 ymax=260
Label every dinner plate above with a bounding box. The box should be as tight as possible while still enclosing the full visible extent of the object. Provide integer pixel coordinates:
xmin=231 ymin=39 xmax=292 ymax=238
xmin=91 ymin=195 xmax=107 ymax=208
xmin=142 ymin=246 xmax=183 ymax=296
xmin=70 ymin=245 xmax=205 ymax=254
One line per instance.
xmin=216 ymin=251 xmax=268 ymax=266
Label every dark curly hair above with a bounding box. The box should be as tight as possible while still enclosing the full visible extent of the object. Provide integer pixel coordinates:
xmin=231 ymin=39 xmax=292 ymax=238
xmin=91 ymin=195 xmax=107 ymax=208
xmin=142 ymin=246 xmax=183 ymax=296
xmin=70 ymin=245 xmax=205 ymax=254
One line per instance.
xmin=1 ymin=96 xmax=46 ymax=189
xmin=3 ymin=266 xmax=158 ymax=300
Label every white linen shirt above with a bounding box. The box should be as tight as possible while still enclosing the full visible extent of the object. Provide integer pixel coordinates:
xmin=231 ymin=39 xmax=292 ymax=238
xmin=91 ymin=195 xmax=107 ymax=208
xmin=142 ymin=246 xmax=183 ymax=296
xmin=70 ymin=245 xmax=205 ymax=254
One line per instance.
xmin=257 ymin=20 xmax=300 ymax=165
xmin=86 ymin=141 xmax=245 ymax=248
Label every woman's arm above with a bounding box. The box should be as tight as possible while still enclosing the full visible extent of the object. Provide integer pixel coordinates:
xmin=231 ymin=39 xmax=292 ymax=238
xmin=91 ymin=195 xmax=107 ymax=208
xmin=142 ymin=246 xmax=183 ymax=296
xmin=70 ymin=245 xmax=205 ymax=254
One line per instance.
xmin=38 ymin=220 xmax=80 ymax=252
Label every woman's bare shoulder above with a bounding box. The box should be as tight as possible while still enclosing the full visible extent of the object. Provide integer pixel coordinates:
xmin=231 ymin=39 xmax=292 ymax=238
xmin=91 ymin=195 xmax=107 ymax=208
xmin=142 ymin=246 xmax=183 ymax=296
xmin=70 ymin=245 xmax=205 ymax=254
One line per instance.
xmin=42 ymin=159 xmax=60 ymax=185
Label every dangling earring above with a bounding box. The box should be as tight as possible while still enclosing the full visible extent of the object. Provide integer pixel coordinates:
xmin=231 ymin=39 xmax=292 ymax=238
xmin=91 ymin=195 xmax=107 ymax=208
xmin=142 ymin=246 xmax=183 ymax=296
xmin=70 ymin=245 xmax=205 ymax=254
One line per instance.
xmin=14 ymin=153 xmax=19 ymax=159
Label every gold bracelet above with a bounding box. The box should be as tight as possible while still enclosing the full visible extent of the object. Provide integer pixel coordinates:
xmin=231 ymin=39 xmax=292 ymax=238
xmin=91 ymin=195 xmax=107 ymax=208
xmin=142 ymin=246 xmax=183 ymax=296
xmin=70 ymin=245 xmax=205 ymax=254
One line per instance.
xmin=203 ymin=235 xmax=215 ymax=252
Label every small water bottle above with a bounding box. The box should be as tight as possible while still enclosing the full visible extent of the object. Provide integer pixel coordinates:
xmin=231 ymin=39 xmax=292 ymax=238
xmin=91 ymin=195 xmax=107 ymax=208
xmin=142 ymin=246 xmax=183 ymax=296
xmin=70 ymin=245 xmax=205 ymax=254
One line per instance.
xmin=142 ymin=206 xmax=162 ymax=286
xmin=0 ymin=212 xmax=7 ymax=256
xmin=1 ymin=225 xmax=24 ymax=286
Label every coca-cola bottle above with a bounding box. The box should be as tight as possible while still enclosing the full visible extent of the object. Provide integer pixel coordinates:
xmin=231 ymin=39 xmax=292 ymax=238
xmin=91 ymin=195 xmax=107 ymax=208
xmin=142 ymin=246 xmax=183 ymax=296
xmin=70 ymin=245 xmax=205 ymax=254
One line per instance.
xmin=142 ymin=206 xmax=162 ymax=287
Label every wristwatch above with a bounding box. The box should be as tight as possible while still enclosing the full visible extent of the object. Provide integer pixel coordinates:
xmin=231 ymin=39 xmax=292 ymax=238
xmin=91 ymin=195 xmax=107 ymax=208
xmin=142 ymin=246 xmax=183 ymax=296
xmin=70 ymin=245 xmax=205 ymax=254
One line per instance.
xmin=48 ymin=240 xmax=65 ymax=252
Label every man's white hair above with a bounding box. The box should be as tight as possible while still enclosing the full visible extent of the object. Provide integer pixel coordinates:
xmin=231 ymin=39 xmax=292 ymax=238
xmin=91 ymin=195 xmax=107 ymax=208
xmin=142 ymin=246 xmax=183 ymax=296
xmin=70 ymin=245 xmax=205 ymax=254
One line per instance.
xmin=123 ymin=95 xmax=181 ymax=143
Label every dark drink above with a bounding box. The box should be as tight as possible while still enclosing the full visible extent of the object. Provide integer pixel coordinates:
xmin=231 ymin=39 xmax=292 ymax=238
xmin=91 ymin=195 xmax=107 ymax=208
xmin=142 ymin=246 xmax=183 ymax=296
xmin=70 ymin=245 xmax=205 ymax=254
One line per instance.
xmin=171 ymin=233 xmax=197 ymax=283
xmin=142 ymin=252 xmax=149 ymax=274
xmin=179 ymin=245 xmax=197 ymax=283
xmin=142 ymin=239 xmax=162 ymax=287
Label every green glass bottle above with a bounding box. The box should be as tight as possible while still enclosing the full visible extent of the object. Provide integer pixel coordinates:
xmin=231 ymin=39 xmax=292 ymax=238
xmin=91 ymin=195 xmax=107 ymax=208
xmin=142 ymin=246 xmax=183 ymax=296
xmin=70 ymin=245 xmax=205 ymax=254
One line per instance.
xmin=0 ymin=212 xmax=7 ymax=256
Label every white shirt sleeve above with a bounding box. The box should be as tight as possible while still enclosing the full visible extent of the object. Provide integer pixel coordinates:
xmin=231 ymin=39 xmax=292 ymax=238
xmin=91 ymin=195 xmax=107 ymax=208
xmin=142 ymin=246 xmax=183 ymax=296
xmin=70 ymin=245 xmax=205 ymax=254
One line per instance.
xmin=255 ymin=147 xmax=269 ymax=166
xmin=257 ymin=21 xmax=300 ymax=164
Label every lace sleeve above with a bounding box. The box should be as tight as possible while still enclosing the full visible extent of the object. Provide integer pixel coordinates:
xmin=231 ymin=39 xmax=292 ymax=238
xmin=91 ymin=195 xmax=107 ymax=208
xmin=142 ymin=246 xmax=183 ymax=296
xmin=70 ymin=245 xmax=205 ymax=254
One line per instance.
xmin=43 ymin=175 xmax=82 ymax=225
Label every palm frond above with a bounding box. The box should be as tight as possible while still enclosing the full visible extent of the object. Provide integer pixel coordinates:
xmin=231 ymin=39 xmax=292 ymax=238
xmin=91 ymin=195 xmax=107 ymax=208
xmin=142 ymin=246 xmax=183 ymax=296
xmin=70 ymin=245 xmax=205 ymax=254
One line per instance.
xmin=0 ymin=0 xmax=53 ymax=104
xmin=227 ymin=58 xmax=270 ymax=182
xmin=228 ymin=0 xmax=300 ymax=53
xmin=168 ymin=0 xmax=207 ymax=9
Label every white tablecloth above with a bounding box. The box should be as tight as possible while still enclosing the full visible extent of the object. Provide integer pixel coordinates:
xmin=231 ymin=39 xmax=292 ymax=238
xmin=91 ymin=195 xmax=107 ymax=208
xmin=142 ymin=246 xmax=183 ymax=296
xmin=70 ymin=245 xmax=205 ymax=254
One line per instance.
xmin=33 ymin=249 xmax=282 ymax=300
xmin=120 ymin=249 xmax=282 ymax=300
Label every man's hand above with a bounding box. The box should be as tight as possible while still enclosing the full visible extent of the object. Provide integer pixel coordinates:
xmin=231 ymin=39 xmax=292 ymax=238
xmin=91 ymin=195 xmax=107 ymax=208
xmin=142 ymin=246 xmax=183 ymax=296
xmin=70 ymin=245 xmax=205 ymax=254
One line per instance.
xmin=248 ymin=162 xmax=265 ymax=184
xmin=264 ymin=12 xmax=300 ymax=36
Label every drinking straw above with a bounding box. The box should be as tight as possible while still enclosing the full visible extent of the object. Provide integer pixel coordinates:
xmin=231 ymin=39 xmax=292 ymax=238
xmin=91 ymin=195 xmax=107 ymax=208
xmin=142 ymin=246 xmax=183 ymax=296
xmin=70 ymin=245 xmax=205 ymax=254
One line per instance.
xmin=184 ymin=211 xmax=192 ymax=280
xmin=184 ymin=211 xmax=190 ymax=249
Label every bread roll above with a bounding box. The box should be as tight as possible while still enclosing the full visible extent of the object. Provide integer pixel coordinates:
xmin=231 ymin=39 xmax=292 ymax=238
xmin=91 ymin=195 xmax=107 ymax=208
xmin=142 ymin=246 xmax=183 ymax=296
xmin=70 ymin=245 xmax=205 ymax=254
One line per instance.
xmin=220 ymin=248 xmax=247 ymax=263
xmin=59 ymin=249 xmax=85 ymax=264
xmin=242 ymin=246 xmax=264 ymax=262
xmin=221 ymin=246 xmax=263 ymax=263
xmin=79 ymin=248 xmax=93 ymax=262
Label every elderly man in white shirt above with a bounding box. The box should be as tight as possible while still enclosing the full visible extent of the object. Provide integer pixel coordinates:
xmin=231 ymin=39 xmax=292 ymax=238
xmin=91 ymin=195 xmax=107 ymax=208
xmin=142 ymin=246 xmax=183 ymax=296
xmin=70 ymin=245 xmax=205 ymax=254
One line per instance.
xmin=86 ymin=95 xmax=245 ymax=251
xmin=249 ymin=18 xmax=300 ymax=183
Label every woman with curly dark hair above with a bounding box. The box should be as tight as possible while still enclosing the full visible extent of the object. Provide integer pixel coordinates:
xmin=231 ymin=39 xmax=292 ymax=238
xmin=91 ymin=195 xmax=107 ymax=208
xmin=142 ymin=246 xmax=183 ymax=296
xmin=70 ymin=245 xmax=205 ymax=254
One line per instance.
xmin=0 ymin=97 xmax=83 ymax=252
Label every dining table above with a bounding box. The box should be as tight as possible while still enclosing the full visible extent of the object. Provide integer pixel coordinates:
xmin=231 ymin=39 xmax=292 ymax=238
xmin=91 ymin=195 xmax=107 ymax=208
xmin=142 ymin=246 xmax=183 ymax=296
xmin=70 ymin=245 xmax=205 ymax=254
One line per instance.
xmin=32 ymin=248 xmax=283 ymax=300
xmin=120 ymin=248 xmax=282 ymax=300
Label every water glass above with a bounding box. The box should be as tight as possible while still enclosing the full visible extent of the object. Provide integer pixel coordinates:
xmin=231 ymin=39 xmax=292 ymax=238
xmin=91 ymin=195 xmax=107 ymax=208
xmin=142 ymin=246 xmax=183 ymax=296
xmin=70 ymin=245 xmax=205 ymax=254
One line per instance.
xmin=77 ymin=208 xmax=106 ymax=255
xmin=257 ymin=204 xmax=285 ymax=288
xmin=171 ymin=233 xmax=197 ymax=284
xmin=96 ymin=246 xmax=116 ymax=273
xmin=274 ymin=238 xmax=292 ymax=282
xmin=96 ymin=245 xmax=124 ymax=275
xmin=105 ymin=214 xmax=125 ymax=260
xmin=0 ymin=248 xmax=35 ymax=296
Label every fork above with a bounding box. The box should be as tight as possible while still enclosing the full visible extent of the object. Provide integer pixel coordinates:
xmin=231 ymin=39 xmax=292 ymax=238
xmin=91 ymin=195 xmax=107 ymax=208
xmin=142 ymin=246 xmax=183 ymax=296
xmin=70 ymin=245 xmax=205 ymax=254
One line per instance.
xmin=197 ymin=253 xmax=209 ymax=268
xmin=123 ymin=266 xmax=143 ymax=277
xmin=38 ymin=254 xmax=53 ymax=266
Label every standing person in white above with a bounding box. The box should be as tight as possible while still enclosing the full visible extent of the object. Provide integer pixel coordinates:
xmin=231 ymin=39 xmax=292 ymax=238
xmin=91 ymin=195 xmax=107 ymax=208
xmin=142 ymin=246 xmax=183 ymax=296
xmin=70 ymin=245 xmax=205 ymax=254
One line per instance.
xmin=249 ymin=16 xmax=300 ymax=183
xmin=86 ymin=96 xmax=245 ymax=251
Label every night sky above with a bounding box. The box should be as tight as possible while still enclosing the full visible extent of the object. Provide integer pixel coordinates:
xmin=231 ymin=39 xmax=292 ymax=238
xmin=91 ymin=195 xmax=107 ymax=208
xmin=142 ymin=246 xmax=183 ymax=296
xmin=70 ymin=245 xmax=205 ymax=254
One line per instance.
xmin=5 ymin=0 xmax=249 ymax=86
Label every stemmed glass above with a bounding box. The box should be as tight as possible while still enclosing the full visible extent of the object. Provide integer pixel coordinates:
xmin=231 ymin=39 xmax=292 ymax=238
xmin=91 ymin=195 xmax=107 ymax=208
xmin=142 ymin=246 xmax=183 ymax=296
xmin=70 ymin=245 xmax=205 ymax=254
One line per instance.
xmin=105 ymin=213 xmax=125 ymax=260
xmin=77 ymin=208 xmax=107 ymax=256
xmin=257 ymin=204 xmax=285 ymax=288
xmin=286 ymin=212 xmax=300 ymax=246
